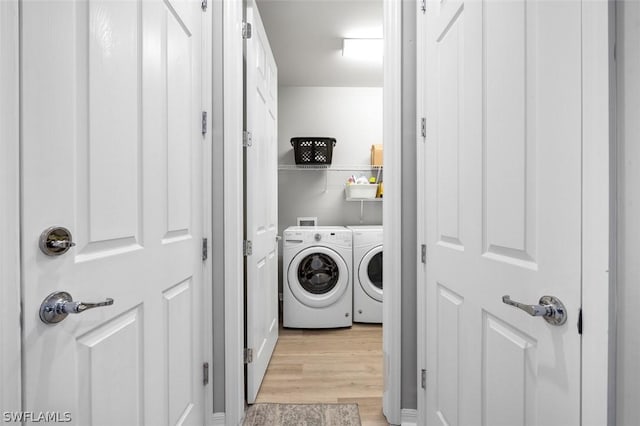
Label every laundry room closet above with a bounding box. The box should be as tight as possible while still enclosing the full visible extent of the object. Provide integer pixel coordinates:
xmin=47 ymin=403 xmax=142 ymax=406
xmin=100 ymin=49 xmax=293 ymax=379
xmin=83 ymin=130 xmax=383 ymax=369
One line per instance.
xmin=248 ymin=0 xmax=386 ymax=424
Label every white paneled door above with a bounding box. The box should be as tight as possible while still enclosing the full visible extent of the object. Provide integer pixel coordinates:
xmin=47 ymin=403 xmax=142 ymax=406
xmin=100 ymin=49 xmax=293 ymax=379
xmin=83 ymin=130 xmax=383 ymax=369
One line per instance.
xmin=244 ymin=0 xmax=279 ymax=405
xmin=21 ymin=1 xmax=205 ymax=425
xmin=420 ymin=0 xmax=582 ymax=425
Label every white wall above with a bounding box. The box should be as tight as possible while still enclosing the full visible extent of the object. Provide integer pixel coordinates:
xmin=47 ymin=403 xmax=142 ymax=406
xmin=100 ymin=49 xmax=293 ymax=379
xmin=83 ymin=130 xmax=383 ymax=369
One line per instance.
xmin=400 ymin=0 xmax=417 ymax=410
xmin=210 ymin=0 xmax=225 ymax=413
xmin=616 ymin=2 xmax=640 ymax=425
xmin=278 ymin=86 xmax=384 ymax=232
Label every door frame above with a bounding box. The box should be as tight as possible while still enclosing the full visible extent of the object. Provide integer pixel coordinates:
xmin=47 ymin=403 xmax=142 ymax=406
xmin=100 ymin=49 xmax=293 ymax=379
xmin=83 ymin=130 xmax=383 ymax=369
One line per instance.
xmin=221 ymin=0 xmax=403 ymax=424
xmin=415 ymin=1 xmax=614 ymax=424
xmin=201 ymin=1 xmax=215 ymax=423
xmin=581 ymin=1 xmax=615 ymax=423
xmin=221 ymin=0 xmax=246 ymax=424
xmin=383 ymin=0 xmax=403 ymax=423
xmin=0 ymin=0 xmax=21 ymax=415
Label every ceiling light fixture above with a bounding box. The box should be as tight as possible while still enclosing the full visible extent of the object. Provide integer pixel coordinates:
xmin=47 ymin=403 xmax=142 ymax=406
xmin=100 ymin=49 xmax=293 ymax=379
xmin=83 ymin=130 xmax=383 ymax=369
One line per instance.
xmin=342 ymin=38 xmax=383 ymax=61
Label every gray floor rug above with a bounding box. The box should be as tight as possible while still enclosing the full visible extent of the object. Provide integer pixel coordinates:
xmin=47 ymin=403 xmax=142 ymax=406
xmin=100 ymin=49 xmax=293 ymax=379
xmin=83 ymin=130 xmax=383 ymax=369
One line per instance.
xmin=244 ymin=403 xmax=362 ymax=426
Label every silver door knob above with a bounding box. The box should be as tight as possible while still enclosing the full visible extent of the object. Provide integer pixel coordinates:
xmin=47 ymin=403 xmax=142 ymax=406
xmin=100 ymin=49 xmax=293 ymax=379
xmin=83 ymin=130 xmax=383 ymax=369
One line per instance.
xmin=39 ymin=291 xmax=114 ymax=324
xmin=502 ymin=295 xmax=567 ymax=326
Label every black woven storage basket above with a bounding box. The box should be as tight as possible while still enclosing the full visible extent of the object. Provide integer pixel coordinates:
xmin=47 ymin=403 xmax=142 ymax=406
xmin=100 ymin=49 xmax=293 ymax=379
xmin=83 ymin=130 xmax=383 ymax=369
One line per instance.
xmin=290 ymin=137 xmax=337 ymax=165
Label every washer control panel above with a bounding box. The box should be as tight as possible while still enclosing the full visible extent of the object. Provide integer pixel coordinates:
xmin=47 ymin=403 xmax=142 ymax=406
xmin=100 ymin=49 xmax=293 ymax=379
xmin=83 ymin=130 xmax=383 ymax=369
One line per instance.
xmin=284 ymin=228 xmax=352 ymax=247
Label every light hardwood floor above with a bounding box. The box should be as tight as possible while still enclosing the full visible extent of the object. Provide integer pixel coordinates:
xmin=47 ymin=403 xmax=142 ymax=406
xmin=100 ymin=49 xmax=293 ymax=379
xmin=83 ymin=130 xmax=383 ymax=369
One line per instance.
xmin=255 ymin=323 xmax=388 ymax=426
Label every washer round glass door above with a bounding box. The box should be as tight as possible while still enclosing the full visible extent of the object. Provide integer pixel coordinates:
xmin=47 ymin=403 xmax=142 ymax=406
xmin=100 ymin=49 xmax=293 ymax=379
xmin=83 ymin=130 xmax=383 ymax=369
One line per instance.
xmin=288 ymin=246 xmax=349 ymax=308
xmin=358 ymin=245 xmax=383 ymax=302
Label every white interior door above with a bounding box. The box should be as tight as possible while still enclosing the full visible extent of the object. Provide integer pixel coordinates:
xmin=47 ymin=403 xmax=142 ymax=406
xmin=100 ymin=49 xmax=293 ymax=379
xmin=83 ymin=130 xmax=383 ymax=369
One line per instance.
xmin=244 ymin=0 xmax=279 ymax=404
xmin=21 ymin=1 xmax=205 ymax=425
xmin=420 ymin=0 xmax=582 ymax=424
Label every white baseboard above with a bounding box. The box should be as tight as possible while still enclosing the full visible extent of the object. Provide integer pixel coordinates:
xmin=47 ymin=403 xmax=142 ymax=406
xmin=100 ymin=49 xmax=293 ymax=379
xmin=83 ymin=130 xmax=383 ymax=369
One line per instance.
xmin=211 ymin=412 xmax=225 ymax=426
xmin=401 ymin=408 xmax=417 ymax=426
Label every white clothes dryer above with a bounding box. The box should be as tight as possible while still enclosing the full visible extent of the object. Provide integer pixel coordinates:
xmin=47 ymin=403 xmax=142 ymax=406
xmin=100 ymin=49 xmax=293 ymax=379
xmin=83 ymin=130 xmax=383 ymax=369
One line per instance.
xmin=283 ymin=226 xmax=353 ymax=328
xmin=347 ymin=226 xmax=383 ymax=323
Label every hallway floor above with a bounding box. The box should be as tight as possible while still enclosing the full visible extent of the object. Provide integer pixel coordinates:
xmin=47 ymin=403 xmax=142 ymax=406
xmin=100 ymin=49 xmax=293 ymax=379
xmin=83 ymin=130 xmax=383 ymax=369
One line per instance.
xmin=255 ymin=323 xmax=387 ymax=426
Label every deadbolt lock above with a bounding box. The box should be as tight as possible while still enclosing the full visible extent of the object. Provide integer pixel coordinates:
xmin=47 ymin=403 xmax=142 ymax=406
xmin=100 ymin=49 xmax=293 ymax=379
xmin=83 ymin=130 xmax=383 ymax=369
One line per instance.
xmin=39 ymin=226 xmax=76 ymax=256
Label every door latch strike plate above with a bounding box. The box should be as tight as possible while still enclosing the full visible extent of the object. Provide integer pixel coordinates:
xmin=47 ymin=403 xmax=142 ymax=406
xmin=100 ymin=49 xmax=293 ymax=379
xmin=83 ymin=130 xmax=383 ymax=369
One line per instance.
xmin=201 ymin=111 xmax=207 ymax=135
xmin=202 ymin=238 xmax=208 ymax=261
xmin=421 ymin=244 xmax=427 ymax=263
xmin=242 ymin=22 xmax=252 ymax=39
xmin=203 ymin=362 xmax=209 ymax=385
xmin=577 ymin=308 xmax=582 ymax=334
xmin=244 ymin=348 xmax=253 ymax=364
xmin=421 ymin=369 xmax=427 ymax=389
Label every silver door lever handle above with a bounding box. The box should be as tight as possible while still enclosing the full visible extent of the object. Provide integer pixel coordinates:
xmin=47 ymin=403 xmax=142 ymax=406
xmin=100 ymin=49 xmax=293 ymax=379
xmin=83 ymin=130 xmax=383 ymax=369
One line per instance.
xmin=502 ymin=295 xmax=567 ymax=326
xmin=502 ymin=295 xmax=550 ymax=316
xmin=40 ymin=291 xmax=114 ymax=324
xmin=62 ymin=298 xmax=114 ymax=314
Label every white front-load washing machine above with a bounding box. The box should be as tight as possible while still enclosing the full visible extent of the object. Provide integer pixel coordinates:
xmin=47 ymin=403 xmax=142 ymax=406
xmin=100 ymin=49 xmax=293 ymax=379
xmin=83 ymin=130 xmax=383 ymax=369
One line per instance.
xmin=347 ymin=226 xmax=383 ymax=323
xmin=283 ymin=226 xmax=352 ymax=328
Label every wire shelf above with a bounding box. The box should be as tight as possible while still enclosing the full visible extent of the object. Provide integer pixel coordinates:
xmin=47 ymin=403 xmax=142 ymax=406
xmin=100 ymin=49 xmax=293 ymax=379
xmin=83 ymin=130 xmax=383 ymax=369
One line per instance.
xmin=277 ymin=164 xmax=383 ymax=171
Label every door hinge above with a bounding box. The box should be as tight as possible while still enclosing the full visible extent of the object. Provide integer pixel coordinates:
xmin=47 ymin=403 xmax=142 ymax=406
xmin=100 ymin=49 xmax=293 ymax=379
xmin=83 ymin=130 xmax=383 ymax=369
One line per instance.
xmin=577 ymin=308 xmax=582 ymax=335
xmin=421 ymin=369 xmax=427 ymax=389
xmin=420 ymin=0 xmax=426 ymax=13
xmin=244 ymin=348 xmax=254 ymax=364
xmin=202 ymin=237 xmax=208 ymax=261
xmin=421 ymin=244 xmax=427 ymax=263
xmin=201 ymin=111 xmax=207 ymax=135
xmin=243 ymin=240 xmax=253 ymax=256
xmin=243 ymin=131 xmax=253 ymax=147
xmin=242 ymin=22 xmax=252 ymax=39
xmin=201 ymin=0 xmax=207 ymax=11
xmin=203 ymin=362 xmax=209 ymax=385
xmin=420 ymin=117 xmax=427 ymax=138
